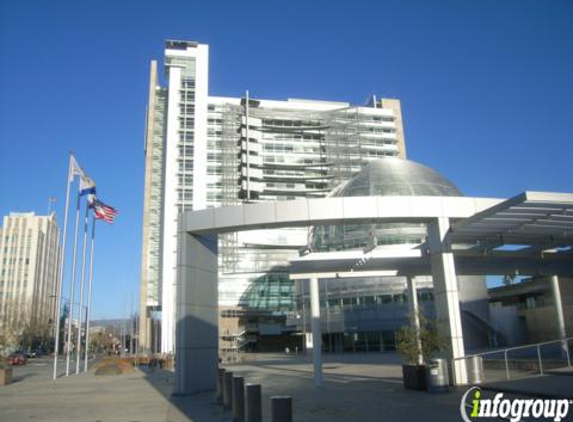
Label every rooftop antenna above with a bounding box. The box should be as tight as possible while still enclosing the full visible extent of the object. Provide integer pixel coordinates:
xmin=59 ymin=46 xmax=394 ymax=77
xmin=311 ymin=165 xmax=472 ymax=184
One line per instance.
xmin=365 ymin=93 xmax=377 ymax=108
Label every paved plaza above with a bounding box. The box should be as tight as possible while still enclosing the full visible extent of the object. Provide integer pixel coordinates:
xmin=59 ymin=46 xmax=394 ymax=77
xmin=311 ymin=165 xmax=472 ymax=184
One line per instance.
xmin=0 ymin=357 xmax=225 ymax=422
xmin=0 ymin=354 xmax=571 ymax=422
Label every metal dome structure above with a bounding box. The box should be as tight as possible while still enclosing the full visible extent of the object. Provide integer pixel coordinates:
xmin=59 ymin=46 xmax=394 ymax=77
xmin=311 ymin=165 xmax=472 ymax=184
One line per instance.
xmin=311 ymin=158 xmax=462 ymax=251
xmin=334 ymin=157 xmax=462 ymax=198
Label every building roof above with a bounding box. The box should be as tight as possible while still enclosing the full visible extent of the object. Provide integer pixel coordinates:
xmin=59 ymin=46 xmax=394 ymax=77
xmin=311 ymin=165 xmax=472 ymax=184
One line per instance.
xmin=488 ymin=278 xmax=550 ymax=300
xmin=451 ymin=191 xmax=573 ymax=246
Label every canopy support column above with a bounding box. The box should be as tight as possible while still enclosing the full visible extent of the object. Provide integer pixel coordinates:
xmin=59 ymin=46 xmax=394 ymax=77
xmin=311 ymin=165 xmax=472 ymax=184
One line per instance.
xmin=428 ymin=217 xmax=467 ymax=385
xmin=174 ymin=232 xmax=218 ymax=395
xmin=550 ymin=275 xmax=568 ymax=359
xmin=406 ymin=275 xmax=423 ymax=365
xmin=309 ymin=275 xmax=323 ymax=387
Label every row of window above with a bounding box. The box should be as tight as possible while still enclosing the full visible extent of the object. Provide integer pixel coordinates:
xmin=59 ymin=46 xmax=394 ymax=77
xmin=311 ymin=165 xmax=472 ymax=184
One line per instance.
xmin=2 ymin=257 xmax=30 ymax=264
xmin=263 ymin=143 xmax=325 ymax=154
xmin=300 ymin=291 xmax=435 ymax=310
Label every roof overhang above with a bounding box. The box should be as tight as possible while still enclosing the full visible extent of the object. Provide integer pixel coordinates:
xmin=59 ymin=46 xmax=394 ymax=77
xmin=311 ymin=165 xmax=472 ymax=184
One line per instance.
xmin=180 ymin=191 xmax=573 ymax=279
xmin=450 ymin=191 xmax=573 ymax=249
xmin=288 ymin=192 xmax=573 ymax=279
xmin=181 ymin=196 xmax=500 ymax=234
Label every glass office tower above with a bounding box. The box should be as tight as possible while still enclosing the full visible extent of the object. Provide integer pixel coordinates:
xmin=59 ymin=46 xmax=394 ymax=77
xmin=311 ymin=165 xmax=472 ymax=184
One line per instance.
xmin=139 ymin=40 xmax=407 ymax=354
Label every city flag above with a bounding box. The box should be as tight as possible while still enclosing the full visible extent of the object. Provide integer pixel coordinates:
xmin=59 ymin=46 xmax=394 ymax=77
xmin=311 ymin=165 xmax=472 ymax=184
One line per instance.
xmin=92 ymin=197 xmax=118 ymax=224
xmin=79 ymin=175 xmax=96 ymax=196
xmin=69 ymin=154 xmax=86 ymax=182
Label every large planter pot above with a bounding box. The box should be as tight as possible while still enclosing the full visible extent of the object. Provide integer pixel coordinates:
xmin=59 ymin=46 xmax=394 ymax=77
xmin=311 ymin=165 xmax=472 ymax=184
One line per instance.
xmin=0 ymin=367 xmax=13 ymax=386
xmin=402 ymin=364 xmax=427 ymax=391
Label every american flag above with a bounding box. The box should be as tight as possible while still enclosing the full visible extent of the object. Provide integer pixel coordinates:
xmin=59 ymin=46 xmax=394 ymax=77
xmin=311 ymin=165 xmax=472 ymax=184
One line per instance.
xmin=92 ymin=197 xmax=118 ymax=224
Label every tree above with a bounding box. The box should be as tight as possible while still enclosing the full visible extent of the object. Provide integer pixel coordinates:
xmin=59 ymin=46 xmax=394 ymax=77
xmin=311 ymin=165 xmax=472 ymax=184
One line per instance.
xmin=396 ymin=311 xmax=448 ymax=366
xmin=0 ymin=299 xmax=52 ymax=356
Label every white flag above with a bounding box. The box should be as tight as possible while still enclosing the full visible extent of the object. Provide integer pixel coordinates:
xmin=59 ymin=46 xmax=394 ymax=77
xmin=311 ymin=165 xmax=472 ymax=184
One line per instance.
xmin=69 ymin=155 xmax=86 ymax=182
xmin=79 ymin=175 xmax=96 ymax=196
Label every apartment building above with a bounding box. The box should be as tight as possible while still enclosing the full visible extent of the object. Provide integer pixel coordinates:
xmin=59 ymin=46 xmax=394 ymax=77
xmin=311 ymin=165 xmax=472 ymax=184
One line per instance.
xmin=0 ymin=212 xmax=60 ymax=337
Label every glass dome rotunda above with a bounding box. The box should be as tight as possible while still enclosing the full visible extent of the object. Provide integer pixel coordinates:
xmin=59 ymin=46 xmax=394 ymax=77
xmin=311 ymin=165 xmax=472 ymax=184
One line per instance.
xmin=334 ymin=157 xmax=462 ymax=198
xmin=310 ymin=157 xmax=462 ymax=251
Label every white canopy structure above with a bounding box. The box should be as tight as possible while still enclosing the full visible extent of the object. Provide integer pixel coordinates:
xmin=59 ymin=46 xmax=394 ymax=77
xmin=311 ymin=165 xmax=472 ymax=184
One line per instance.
xmin=173 ymin=191 xmax=573 ymax=394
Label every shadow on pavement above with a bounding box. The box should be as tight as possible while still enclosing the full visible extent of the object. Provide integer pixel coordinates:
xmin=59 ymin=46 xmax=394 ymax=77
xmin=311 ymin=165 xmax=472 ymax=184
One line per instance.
xmin=138 ymin=365 xmax=230 ymax=422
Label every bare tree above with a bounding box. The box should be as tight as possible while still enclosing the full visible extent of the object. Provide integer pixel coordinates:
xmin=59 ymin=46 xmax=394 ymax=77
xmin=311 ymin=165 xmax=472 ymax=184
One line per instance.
xmin=0 ymin=299 xmax=52 ymax=356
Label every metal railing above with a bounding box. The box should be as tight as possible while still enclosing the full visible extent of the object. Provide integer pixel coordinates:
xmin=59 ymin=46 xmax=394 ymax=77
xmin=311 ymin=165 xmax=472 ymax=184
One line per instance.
xmin=454 ymin=337 xmax=573 ymax=383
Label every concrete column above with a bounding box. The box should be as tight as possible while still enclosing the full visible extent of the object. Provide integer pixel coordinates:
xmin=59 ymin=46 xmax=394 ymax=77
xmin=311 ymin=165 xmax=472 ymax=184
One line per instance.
xmin=406 ymin=276 xmax=423 ymax=365
xmin=309 ymin=276 xmax=323 ymax=387
xmin=173 ymin=232 xmax=219 ymax=395
xmin=550 ymin=275 xmax=567 ymax=339
xmin=550 ymin=275 xmax=568 ymax=357
xmin=427 ymin=217 xmax=467 ymax=385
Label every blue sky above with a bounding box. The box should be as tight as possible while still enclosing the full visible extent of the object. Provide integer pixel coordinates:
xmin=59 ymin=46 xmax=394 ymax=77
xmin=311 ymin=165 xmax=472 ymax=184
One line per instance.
xmin=0 ymin=0 xmax=572 ymax=318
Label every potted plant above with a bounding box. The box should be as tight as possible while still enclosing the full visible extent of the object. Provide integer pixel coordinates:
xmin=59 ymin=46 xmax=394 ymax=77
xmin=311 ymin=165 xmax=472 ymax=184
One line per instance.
xmin=396 ymin=311 xmax=446 ymax=391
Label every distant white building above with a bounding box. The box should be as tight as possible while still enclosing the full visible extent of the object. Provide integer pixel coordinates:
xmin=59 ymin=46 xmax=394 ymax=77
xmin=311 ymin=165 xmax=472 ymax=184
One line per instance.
xmin=89 ymin=325 xmax=106 ymax=335
xmin=0 ymin=212 xmax=60 ymax=334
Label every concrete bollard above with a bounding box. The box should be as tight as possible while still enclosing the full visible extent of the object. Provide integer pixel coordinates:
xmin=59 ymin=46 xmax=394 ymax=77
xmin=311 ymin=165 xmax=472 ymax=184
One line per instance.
xmin=271 ymin=396 xmax=292 ymax=422
xmin=245 ymin=383 xmax=262 ymax=422
xmin=232 ymin=375 xmax=245 ymax=422
xmin=223 ymin=371 xmax=234 ymax=410
xmin=216 ymin=368 xmax=225 ymax=401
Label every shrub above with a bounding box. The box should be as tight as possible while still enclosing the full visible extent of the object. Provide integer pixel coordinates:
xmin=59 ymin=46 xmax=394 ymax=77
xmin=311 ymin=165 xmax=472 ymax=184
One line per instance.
xmin=396 ymin=311 xmax=448 ymax=365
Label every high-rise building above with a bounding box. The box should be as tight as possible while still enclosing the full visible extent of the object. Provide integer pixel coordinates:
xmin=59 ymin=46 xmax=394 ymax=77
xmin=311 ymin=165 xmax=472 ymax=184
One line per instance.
xmin=139 ymin=40 xmax=407 ymax=354
xmin=0 ymin=212 xmax=60 ymax=338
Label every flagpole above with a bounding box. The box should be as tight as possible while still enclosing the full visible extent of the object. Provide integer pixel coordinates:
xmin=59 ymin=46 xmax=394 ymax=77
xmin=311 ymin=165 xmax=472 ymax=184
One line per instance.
xmin=53 ymin=152 xmax=73 ymax=380
xmin=51 ymin=241 xmax=61 ymax=340
xmin=66 ymin=189 xmax=82 ymax=376
xmin=84 ymin=213 xmax=96 ymax=372
xmin=75 ymin=203 xmax=90 ymax=373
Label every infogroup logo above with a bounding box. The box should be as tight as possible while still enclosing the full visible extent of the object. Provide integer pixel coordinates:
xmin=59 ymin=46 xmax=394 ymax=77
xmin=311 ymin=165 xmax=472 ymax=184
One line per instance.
xmin=460 ymin=387 xmax=571 ymax=422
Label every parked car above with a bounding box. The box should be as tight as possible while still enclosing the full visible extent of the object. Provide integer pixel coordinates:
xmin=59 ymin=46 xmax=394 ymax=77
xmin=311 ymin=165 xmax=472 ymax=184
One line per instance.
xmin=7 ymin=353 xmax=27 ymax=365
xmin=25 ymin=350 xmax=40 ymax=358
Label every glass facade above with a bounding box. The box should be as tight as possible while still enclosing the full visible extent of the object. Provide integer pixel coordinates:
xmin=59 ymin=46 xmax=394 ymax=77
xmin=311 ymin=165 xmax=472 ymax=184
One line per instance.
xmin=139 ymin=40 xmax=409 ymax=353
xmin=292 ymin=160 xmax=491 ymax=353
xmin=239 ymin=272 xmax=295 ymax=312
xmin=205 ymin=100 xmax=408 ymax=315
xmin=292 ymin=275 xmax=436 ymax=348
xmin=311 ymin=158 xmax=462 ymax=252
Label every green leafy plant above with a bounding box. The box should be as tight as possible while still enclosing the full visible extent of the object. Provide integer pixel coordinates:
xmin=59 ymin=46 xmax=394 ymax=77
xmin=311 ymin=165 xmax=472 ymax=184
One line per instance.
xmin=396 ymin=310 xmax=448 ymax=365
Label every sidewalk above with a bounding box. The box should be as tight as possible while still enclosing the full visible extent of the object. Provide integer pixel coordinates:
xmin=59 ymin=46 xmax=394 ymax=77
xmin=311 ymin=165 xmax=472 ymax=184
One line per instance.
xmin=0 ymin=363 xmax=228 ymax=422
xmin=225 ymin=353 xmax=474 ymax=422
xmin=2 ymin=354 xmax=571 ymax=422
